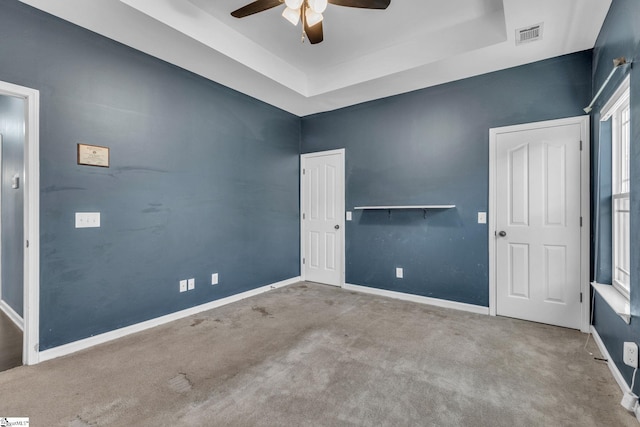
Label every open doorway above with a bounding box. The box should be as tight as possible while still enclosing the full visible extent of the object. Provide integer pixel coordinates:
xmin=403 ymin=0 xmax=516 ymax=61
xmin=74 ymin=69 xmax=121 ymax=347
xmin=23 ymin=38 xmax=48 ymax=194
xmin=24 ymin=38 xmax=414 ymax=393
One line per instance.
xmin=0 ymin=94 xmax=25 ymax=371
xmin=0 ymin=80 xmax=40 ymax=367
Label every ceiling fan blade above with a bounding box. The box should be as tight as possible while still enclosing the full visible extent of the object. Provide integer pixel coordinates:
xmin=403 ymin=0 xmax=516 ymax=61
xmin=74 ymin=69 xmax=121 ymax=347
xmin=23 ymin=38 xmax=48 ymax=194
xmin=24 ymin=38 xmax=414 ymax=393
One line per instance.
xmin=231 ymin=0 xmax=283 ymax=18
xmin=328 ymin=0 xmax=390 ymax=9
xmin=305 ymin=20 xmax=324 ymax=44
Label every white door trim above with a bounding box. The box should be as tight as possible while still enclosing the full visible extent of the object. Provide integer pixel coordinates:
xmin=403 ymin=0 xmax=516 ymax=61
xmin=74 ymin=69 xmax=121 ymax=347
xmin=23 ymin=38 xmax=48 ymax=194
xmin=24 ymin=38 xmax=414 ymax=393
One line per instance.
xmin=300 ymin=148 xmax=346 ymax=287
xmin=489 ymin=116 xmax=590 ymax=332
xmin=0 ymin=134 xmax=3 ymax=311
xmin=0 ymin=80 xmax=40 ymax=364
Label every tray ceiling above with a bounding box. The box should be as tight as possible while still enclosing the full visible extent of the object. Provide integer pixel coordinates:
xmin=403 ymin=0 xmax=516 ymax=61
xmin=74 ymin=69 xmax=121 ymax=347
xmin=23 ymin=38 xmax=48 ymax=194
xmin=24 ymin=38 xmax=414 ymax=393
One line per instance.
xmin=19 ymin=0 xmax=611 ymax=116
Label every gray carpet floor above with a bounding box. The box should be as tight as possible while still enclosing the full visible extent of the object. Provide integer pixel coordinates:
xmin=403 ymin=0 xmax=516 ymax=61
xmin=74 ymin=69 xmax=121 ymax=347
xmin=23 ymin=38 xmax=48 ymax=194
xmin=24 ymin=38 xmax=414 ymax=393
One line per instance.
xmin=0 ymin=309 xmax=22 ymax=372
xmin=0 ymin=282 xmax=634 ymax=426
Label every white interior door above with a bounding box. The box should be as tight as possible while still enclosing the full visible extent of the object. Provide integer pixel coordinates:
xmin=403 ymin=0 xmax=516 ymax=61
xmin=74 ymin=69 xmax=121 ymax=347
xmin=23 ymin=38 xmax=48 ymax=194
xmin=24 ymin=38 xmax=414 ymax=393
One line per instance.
xmin=494 ymin=123 xmax=583 ymax=329
xmin=301 ymin=149 xmax=345 ymax=287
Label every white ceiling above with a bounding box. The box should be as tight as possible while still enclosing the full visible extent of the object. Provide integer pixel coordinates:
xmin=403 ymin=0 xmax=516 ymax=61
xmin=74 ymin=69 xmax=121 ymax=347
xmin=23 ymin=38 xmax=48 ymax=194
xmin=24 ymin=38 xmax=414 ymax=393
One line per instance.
xmin=20 ymin=0 xmax=611 ymax=116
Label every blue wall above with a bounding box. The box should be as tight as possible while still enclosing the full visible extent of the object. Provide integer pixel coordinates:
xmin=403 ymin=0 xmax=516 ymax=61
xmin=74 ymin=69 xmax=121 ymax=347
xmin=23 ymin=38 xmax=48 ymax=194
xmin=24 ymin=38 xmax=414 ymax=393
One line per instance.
xmin=0 ymin=1 xmax=300 ymax=350
xmin=0 ymin=94 xmax=25 ymax=317
xmin=591 ymin=0 xmax=640 ymax=393
xmin=301 ymin=53 xmax=592 ymax=306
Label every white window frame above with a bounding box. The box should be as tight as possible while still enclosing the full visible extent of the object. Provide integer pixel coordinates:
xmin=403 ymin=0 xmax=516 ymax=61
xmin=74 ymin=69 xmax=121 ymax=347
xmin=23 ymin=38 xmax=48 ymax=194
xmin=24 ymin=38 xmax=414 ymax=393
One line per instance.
xmin=601 ymin=76 xmax=631 ymax=299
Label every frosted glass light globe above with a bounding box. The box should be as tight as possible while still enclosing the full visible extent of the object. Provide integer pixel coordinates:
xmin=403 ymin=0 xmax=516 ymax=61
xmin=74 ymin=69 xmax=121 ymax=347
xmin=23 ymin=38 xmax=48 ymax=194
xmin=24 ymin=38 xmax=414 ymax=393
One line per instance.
xmin=305 ymin=7 xmax=323 ymax=27
xmin=308 ymin=0 xmax=327 ymax=14
xmin=285 ymin=0 xmax=304 ymax=9
xmin=282 ymin=7 xmax=300 ymax=26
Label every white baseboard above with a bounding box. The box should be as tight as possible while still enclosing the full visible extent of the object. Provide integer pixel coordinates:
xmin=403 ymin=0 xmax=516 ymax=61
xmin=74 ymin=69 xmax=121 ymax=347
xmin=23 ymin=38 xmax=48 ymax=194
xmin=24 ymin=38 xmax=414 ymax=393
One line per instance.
xmin=39 ymin=276 xmax=301 ymax=363
xmin=0 ymin=299 xmax=24 ymax=331
xmin=591 ymin=326 xmax=631 ymax=394
xmin=343 ymin=283 xmax=490 ymax=315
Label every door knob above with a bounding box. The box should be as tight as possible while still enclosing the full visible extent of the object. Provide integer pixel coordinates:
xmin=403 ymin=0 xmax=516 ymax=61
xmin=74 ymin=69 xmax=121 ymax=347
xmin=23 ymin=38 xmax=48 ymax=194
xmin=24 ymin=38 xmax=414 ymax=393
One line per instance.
xmin=498 ymin=231 xmax=507 ymax=237
xmin=335 ymin=225 xmax=340 ymax=230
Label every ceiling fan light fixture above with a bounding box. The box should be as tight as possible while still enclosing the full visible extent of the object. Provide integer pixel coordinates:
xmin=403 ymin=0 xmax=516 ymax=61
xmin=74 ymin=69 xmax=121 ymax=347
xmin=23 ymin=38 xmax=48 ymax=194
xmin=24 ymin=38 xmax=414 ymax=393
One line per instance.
xmin=305 ymin=8 xmax=323 ymax=27
xmin=231 ymin=0 xmax=392 ymax=45
xmin=285 ymin=0 xmax=304 ymax=9
xmin=282 ymin=7 xmax=300 ymax=26
xmin=308 ymin=0 xmax=328 ymax=14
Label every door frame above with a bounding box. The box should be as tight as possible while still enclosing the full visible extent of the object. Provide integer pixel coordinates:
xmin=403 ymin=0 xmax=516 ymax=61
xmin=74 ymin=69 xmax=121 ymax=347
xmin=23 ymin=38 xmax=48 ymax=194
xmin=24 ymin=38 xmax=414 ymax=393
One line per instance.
xmin=0 ymin=134 xmax=2 ymax=312
xmin=488 ymin=116 xmax=590 ymax=332
xmin=0 ymin=80 xmax=40 ymax=364
xmin=300 ymin=148 xmax=346 ymax=287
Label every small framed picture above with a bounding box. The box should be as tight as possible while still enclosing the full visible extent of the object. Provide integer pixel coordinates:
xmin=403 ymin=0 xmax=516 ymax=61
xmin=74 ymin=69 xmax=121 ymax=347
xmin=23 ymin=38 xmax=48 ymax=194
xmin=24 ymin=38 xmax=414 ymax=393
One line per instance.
xmin=77 ymin=143 xmax=110 ymax=168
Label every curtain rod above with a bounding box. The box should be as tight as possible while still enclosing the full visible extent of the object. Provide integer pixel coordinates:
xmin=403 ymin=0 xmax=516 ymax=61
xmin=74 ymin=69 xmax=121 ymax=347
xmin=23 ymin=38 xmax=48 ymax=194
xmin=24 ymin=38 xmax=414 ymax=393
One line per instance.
xmin=584 ymin=56 xmax=631 ymax=113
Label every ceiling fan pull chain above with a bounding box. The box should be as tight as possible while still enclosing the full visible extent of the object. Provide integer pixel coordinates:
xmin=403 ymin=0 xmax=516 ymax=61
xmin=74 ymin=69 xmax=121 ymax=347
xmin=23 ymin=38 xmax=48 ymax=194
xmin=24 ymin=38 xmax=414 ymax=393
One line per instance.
xmin=301 ymin=3 xmax=306 ymax=43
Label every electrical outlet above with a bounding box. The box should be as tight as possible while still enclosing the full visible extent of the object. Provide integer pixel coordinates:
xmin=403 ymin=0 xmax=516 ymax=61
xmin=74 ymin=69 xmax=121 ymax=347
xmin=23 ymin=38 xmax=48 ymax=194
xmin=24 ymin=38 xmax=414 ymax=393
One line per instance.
xmin=211 ymin=273 xmax=219 ymax=285
xmin=478 ymin=212 xmax=487 ymax=224
xmin=624 ymin=342 xmax=638 ymax=368
xmin=187 ymin=278 xmax=195 ymax=291
xmin=179 ymin=280 xmax=187 ymax=293
xmin=396 ymin=267 xmax=403 ymax=279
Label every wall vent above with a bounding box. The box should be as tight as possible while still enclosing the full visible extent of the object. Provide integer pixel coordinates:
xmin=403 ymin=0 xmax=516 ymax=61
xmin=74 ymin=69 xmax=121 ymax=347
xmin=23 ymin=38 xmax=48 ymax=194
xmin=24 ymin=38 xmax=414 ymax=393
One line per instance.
xmin=516 ymin=23 xmax=543 ymax=45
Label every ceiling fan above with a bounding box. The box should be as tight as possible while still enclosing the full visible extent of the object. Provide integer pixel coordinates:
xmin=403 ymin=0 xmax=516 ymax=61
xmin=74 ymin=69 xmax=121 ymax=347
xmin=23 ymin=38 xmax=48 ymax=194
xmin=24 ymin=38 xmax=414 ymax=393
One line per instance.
xmin=231 ymin=0 xmax=391 ymax=45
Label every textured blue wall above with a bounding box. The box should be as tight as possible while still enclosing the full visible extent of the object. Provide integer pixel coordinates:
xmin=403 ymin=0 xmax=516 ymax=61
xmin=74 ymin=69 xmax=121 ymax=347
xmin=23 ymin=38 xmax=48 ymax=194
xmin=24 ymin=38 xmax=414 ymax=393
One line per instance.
xmin=591 ymin=0 xmax=640 ymax=393
xmin=0 ymin=95 xmax=25 ymax=317
xmin=301 ymin=52 xmax=592 ymax=307
xmin=0 ymin=1 xmax=300 ymax=350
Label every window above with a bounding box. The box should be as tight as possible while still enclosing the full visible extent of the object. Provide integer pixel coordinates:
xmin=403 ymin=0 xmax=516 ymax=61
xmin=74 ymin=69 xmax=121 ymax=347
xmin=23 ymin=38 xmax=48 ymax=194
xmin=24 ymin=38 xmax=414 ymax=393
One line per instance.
xmin=602 ymin=76 xmax=631 ymax=297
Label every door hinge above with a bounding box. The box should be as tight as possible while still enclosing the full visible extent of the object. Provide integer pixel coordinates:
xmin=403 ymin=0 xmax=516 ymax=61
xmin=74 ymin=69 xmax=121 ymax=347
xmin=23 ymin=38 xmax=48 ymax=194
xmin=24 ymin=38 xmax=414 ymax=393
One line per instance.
xmin=26 ymin=240 xmax=29 ymax=248
xmin=303 ymin=168 xmax=306 ymax=175
xmin=580 ymin=217 xmax=583 ymax=227
xmin=580 ymin=292 xmax=583 ymax=303
xmin=302 ymin=258 xmax=305 ymax=265
xmin=580 ymin=140 xmax=583 ymax=151
xmin=303 ymin=213 xmax=306 ymax=220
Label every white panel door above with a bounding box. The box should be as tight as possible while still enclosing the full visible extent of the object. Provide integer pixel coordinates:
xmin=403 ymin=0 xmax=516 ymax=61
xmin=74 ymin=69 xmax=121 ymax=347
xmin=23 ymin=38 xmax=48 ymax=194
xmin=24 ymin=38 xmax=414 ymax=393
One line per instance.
xmin=301 ymin=150 xmax=345 ymax=287
xmin=496 ymin=124 xmax=582 ymax=329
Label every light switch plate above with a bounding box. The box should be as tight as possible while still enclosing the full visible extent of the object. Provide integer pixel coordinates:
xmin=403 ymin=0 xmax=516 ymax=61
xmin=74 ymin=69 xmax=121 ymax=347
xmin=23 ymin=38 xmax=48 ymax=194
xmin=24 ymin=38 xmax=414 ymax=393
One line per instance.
xmin=75 ymin=212 xmax=100 ymax=228
xmin=478 ymin=212 xmax=487 ymax=224
xmin=179 ymin=280 xmax=187 ymax=293
xmin=211 ymin=273 xmax=219 ymax=285
xmin=187 ymin=278 xmax=195 ymax=290
xmin=346 ymin=211 xmax=352 ymax=221
xmin=396 ymin=267 xmax=403 ymax=279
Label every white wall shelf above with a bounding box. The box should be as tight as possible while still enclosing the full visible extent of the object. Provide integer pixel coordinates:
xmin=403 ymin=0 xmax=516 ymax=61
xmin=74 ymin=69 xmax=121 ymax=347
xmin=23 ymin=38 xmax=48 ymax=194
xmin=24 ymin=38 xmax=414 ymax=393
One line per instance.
xmin=353 ymin=205 xmax=455 ymax=218
xmin=353 ymin=205 xmax=455 ymax=210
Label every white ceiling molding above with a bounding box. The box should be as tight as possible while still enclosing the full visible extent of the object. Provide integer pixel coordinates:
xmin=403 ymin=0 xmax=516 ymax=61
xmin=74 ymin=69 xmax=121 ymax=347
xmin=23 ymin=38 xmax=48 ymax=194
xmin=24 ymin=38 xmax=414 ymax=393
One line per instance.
xmin=19 ymin=0 xmax=611 ymax=116
xmin=120 ymin=0 xmax=310 ymax=95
